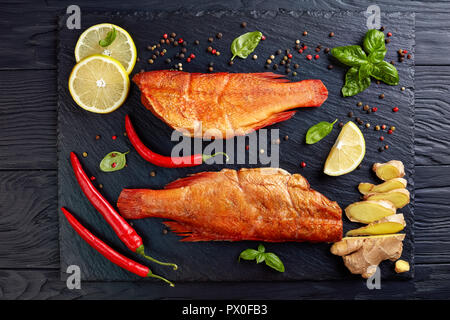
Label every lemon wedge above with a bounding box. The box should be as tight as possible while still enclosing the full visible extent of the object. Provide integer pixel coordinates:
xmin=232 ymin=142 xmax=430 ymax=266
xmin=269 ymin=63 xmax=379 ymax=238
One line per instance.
xmin=68 ymin=55 xmax=130 ymax=114
xmin=74 ymin=23 xmax=137 ymax=74
xmin=324 ymin=121 xmax=365 ymax=176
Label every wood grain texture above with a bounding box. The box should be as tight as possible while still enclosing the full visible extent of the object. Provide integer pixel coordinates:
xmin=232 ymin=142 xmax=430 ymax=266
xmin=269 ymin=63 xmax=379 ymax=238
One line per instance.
xmin=0 ymin=70 xmax=57 ymax=169
xmin=415 ymin=66 xmax=450 ymax=165
xmin=0 ymin=171 xmax=59 ymax=269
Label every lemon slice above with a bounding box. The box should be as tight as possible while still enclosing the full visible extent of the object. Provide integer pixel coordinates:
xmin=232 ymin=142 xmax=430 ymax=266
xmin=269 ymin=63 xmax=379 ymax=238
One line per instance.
xmin=68 ymin=55 xmax=130 ymax=114
xmin=324 ymin=121 xmax=365 ymax=176
xmin=74 ymin=23 xmax=137 ymax=74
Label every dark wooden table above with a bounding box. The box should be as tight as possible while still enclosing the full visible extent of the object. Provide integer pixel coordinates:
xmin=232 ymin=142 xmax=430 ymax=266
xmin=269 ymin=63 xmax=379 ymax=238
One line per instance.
xmin=1 ymin=0 xmax=449 ymax=299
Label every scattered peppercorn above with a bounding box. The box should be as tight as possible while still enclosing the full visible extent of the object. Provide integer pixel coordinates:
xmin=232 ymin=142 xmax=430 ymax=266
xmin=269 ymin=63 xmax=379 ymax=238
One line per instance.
xmin=112 ymin=135 xmax=117 ymax=140
xmin=252 ymin=54 xmax=258 ymax=60
xmin=348 ymin=111 xmax=354 ymax=117
xmin=338 ymin=122 xmax=344 ymax=128
xmin=390 ymin=126 xmax=396 ymax=131
xmin=324 ymin=48 xmax=330 ymax=54
xmin=300 ymin=161 xmax=307 ymax=168
xmin=261 ymin=35 xmax=266 ymax=41
xmin=276 ymin=49 xmax=282 ymax=55
xmin=178 ymin=38 xmax=184 ymax=44
xmin=148 ymin=59 xmax=154 ymax=64
xmin=380 ymin=26 xmax=385 ymax=31
xmin=401 ymin=87 xmax=406 ymax=91
xmin=365 ymin=123 xmax=371 ymax=128
xmin=393 ymin=107 xmax=399 ymax=112
xmin=407 ymin=54 xmax=412 ymax=59
xmin=372 ymin=107 xmax=378 ymax=112
xmin=376 ymin=80 xmax=381 ymax=84
xmin=381 ymin=124 xmax=387 ymax=130
xmin=357 ymin=102 xmax=363 ymax=107
xmin=379 ymin=93 xmax=385 ymax=99
xmin=95 ymin=135 xmax=101 ymax=140
xmin=390 ymin=60 xmax=395 ymax=65
xmin=280 ymin=60 xmax=286 ymax=65
xmin=82 ymin=152 xmax=88 ymax=158
xmin=211 ymin=49 xmax=217 ymax=55
xmin=165 ymin=58 xmax=171 ymax=64
xmin=273 ymin=64 xmax=278 ymax=70
xmin=306 ymin=54 xmax=312 ymax=60
xmin=292 ymin=71 xmax=297 ymax=76
xmin=386 ymin=38 xmax=391 ymax=44
xmin=208 ymin=66 xmax=214 ymax=72
xmin=208 ymin=37 xmax=214 ymax=43
xmin=314 ymin=54 xmax=320 ymax=60
xmin=285 ymin=68 xmax=291 ymax=74
xmin=379 ymin=147 xmax=384 ymax=152
xmin=315 ymin=47 xmax=320 ymax=52
xmin=303 ymin=31 xmax=308 ymax=36
xmin=363 ymin=105 xmax=370 ymax=111
xmin=329 ymin=32 xmax=335 ymax=37
xmin=375 ymin=125 xmax=380 ymax=131
xmin=387 ymin=32 xmax=392 ymax=37
xmin=194 ymin=40 xmax=200 ymax=45
xmin=241 ymin=22 xmax=247 ymax=28
xmin=99 ymin=184 xmax=103 ymax=189
xmin=150 ymin=171 xmax=156 ymax=177
xmin=384 ymin=145 xmax=389 ymax=150
xmin=228 ymin=60 xmax=234 ymax=66
xmin=266 ymin=59 xmax=272 ymax=64
xmin=216 ymin=33 xmax=223 ymax=39
xmin=284 ymin=135 xmax=289 ymax=141
xmin=380 ymin=136 xmax=385 ymax=141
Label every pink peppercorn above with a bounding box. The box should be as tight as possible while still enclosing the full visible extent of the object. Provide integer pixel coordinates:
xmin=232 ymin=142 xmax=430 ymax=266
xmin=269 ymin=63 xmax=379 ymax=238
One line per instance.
xmin=387 ymin=32 xmax=392 ymax=37
xmin=211 ymin=49 xmax=216 ymax=55
xmin=287 ymin=53 xmax=293 ymax=59
xmin=298 ymin=49 xmax=303 ymax=54
xmin=186 ymin=57 xmax=191 ymax=63
xmin=300 ymin=161 xmax=306 ymax=168
xmin=314 ymin=54 xmax=320 ymax=60
xmin=178 ymin=38 xmax=184 ymax=44
xmin=190 ymin=53 xmax=195 ymax=59
xmin=163 ymin=33 xmax=168 ymax=39
xmin=112 ymin=135 xmax=117 ymax=140
xmin=111 ymin=163 xmax=117 ymax=168
xmin=388 ymin=129 xmax=393 ymax=134
xmin=303 ymin=45 xmax=308 ymax=50
xmin=372 ymin=107 xmax=378 ymax=112
xmin=90 ymin=176 xmax=96 ymax=181
xmin=306 ymin=54 xmax=312 ymax=60
xmin=261 ymin=35 xmax=266 ymax=41
xmin=393 ymin=107 xmax=399 ymax=112
xmin=380 ymin=136 xmax=385 ymax=141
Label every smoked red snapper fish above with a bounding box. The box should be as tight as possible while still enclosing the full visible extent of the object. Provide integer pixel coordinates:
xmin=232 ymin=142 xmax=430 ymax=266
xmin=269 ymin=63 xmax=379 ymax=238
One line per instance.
xmin=132 ymin=71 xmax=328 ymax=138
xmin=117 ymin=168 xmax=342 ymax=242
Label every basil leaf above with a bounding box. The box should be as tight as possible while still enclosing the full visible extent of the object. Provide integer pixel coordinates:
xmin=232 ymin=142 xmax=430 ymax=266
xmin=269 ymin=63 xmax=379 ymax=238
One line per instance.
xmin=342 ymin=67 xmax=371 ymax=97
xmin=257 ymin=244 xmax=265 ymax=253
xmin=331 ymin=45 xmax=368 ymax=67
xmin=363 ymin=29 xmax=386 ymax=54
xmin=230 ymin=31 xmax=262 ymax=60
xmin=239 ymin=249 xmax=259 ymax=261
xmin=256 ymin=253 xmax=266 ymax=264
xmin=370 ymin=61 xmax=399 ymax=85
xmin=99 ymin=151 xmax=128 ymax=172
xmin=264 ymin=253 xmax=285 ymax=273
xmin=368 ymin=49 xmax=387 ymax=64
xmin=305 ymin=119 xmax=337 ymax=145
xmin=99 ymin=27 xmax=117 ymax=47
xmin=358 ymin=63 xmax=373 ymax=81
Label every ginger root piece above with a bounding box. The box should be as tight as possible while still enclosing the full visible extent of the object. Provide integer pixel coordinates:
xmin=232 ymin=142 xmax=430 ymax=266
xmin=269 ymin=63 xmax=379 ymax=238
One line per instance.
xmin=358 ymin=178 xmax=407 ymax=195
xmin=395 ymin=259 xmax=410 ymax=273
xmin=373 ymin=160 xmax=405 ymax=181
xmin=330 ymin=234 xmax=405 ymax=278
xmin=345 ymin=200 xmax=396 ymax=224
xmin=346 ymin=214 xmax=405 ymax=236
xmin=364 ymin=188 xmax=410 ymax=209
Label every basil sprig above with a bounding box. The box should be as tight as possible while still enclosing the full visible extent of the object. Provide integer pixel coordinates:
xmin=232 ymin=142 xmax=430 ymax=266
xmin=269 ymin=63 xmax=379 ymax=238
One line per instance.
xmin=306 ymin=119 xmax=337 ymax=144
xmin=99 ymin=151 xmax=128 ymax=172
xmin=99 ymin=27 xmax=117 ymax=47
xmin=239 ymin=244 xmax=285 ymax=272
xmin=230 ymin=31 xmax=262 ymax=60
xmin=331 ymin=29 xmax=399 ymax=97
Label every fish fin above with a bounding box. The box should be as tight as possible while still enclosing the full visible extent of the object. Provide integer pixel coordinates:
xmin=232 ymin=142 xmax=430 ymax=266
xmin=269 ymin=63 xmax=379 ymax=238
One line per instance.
xmin=164 ymin=172 xmax=216 ymax=189
xmin=163 ymin=221 xmax=232 ymax=241
xmin=250 ymin=110 xmax=296 ymax=132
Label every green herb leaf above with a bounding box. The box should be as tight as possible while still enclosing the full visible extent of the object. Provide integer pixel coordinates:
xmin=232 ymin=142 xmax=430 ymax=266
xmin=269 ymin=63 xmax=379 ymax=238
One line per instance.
xmin=99 ymin=27 xmax=117 ymax=47
xmin=331 ymin=45 xmax=368 ymax=67
xmin=342 ymin=67 xmax=371 ymax=97
xmin=230 ymin=31 xmax=262 ymax=60
xmin=239 ymin=249 xmax=259 ymax=261
xmin=358 ymin=63 xmax=373 ymax=81
xmin=99 ymin=151 xmax=128 ymax=172
xmin=305 ymin=119 xmax=337 ymax=145
xmin=368 ymin=49 xmax=387 ymax=64
xmin=257 ymin=244 xmax=265 ymax=253
xmin=255 ymin=253 xmax=266 ymax=264
xmin=363 ymin=29 xmax=386 ymax=54
xmin=370 ymin=61 xmax=399 ymax=85
xmin=264 ymin=253 xmax=285 ymax=272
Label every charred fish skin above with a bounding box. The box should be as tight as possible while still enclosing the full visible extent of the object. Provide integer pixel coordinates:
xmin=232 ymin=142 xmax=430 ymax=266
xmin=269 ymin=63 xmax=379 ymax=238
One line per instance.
xmin=133 ymin=71 xmax=328 ymax=138
xmin=117 ymin=168 xmax=342 ymax=243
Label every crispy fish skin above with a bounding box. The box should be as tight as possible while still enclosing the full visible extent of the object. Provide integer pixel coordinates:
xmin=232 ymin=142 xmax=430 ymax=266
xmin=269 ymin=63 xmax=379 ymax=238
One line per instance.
xmin=133 ymin=71 xmax=328 ymax=138
xmin=117 ymin=168 xmax=342 ymax=242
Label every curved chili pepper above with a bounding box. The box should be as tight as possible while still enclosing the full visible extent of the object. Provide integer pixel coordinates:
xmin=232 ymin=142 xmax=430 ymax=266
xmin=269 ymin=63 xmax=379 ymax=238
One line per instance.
xmin=69 ymin=152 xmax=177 ymax=270
xmin=125 ymin=115 xmax=228 ymax=168
xmin=61 ymin=207 xmax=174 ymax=286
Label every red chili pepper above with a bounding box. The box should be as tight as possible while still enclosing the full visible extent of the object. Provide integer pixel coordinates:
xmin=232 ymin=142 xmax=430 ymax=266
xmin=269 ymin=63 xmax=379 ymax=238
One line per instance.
xmin=69 ymin=152 xmax=177 ymax=270
xmin=61 ymin=207 xmax=174 ymax=287
xmin=125 ymin=115 xmax=228 ymax=168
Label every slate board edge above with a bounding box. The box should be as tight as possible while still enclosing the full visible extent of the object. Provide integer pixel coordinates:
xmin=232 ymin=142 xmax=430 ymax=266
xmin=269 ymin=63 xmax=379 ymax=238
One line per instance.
xmin=57 ymin=10 xmax=416 ymax=282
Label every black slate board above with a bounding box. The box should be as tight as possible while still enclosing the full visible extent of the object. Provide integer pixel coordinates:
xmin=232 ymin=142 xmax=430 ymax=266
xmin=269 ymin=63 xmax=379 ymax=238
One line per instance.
xmin=58 ymin=10 xmax=415 ymax=282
